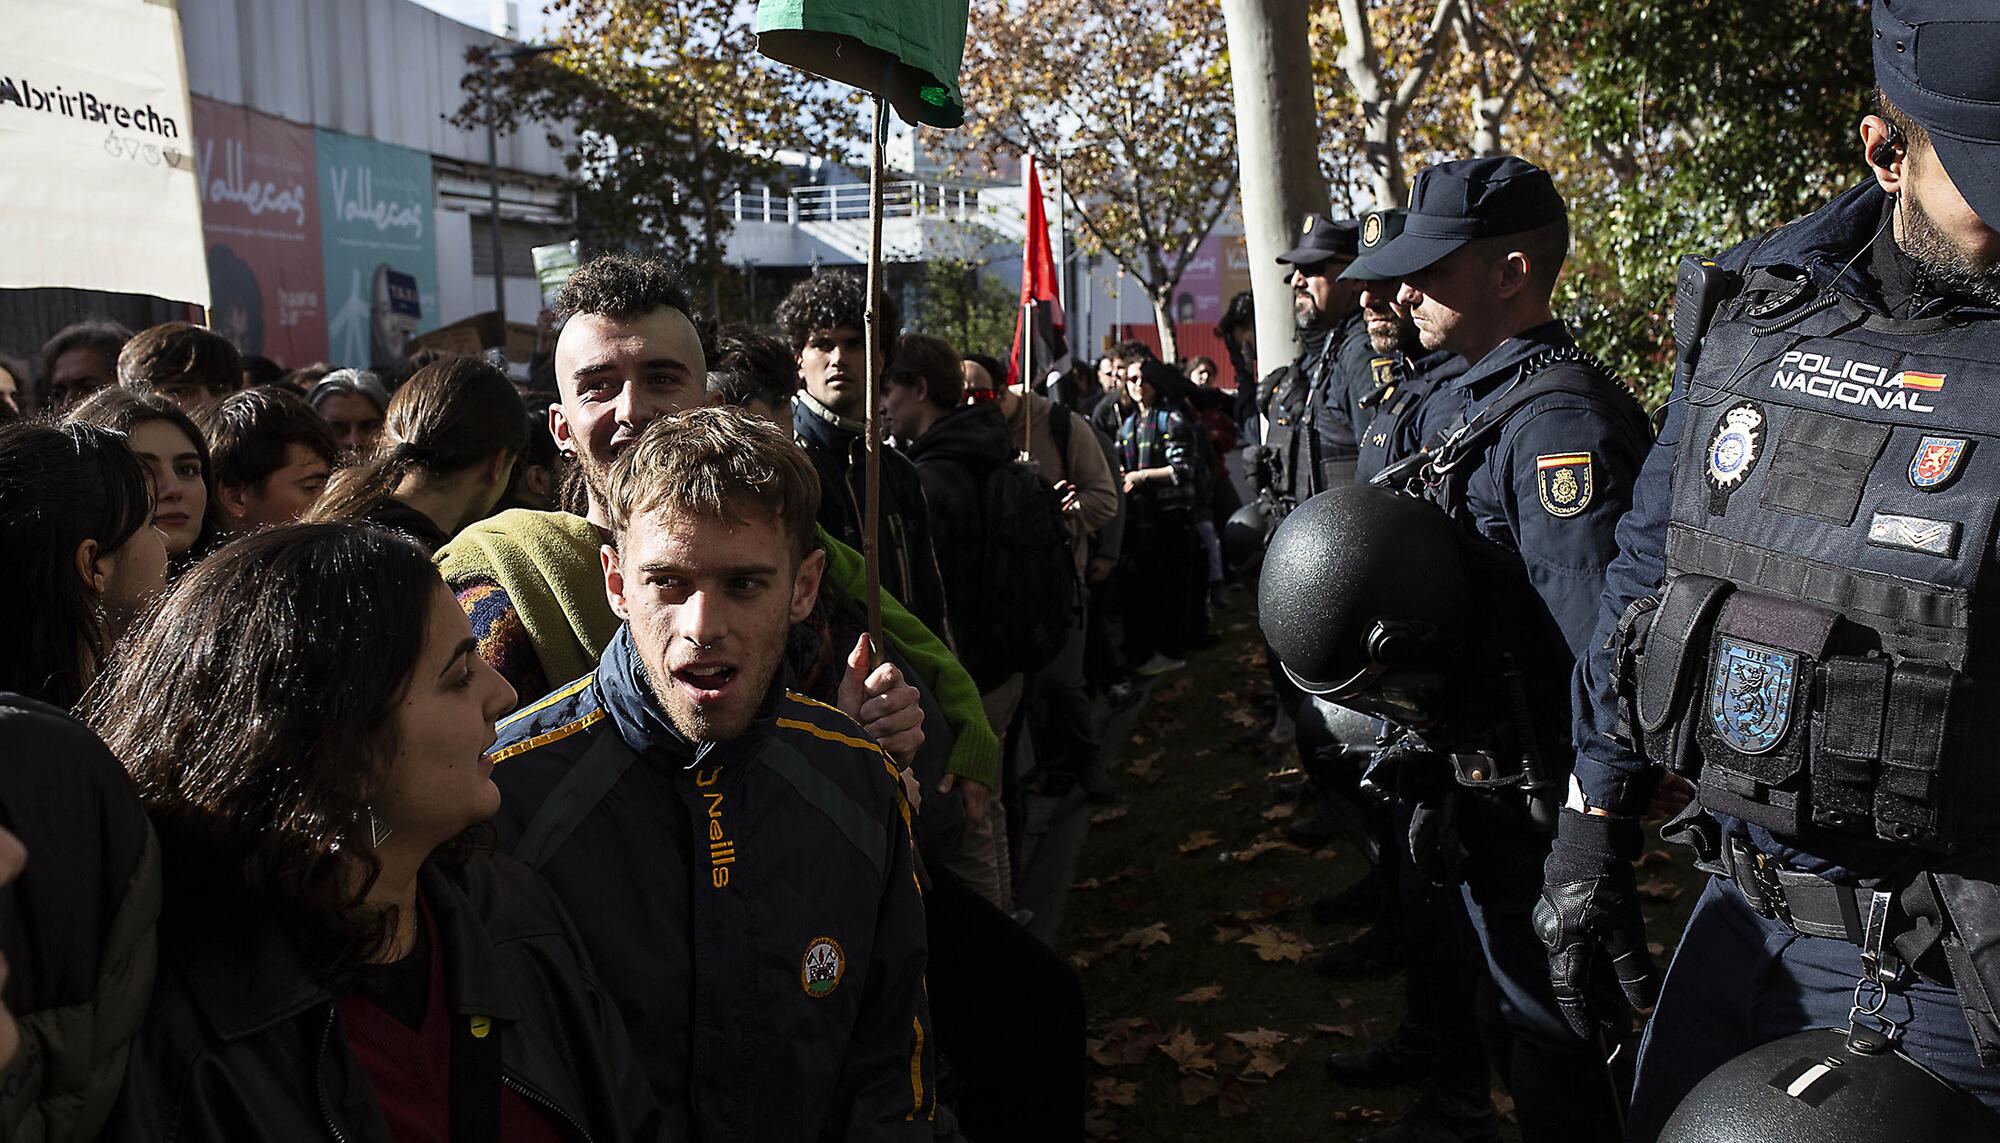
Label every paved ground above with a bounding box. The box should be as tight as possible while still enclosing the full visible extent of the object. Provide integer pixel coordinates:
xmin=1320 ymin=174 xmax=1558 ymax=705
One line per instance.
xmin=1030 ymin=592 xmax=1706 ymax=1141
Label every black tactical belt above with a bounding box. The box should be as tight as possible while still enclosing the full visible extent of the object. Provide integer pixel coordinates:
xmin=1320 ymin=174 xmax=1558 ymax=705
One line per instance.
xmin=1716 ymin=837 xmax=1901 ymax=957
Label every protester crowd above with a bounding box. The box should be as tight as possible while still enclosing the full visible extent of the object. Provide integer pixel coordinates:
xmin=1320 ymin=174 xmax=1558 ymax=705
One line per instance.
xmin=0 ymin=254 xmax=1268 ymax=1143
xmin=10 ymin=12 xmax=1996 ymax=1135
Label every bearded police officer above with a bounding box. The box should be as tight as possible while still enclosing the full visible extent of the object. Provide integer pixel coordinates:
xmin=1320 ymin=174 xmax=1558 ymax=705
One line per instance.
xmin=1316 ymin=203 xmax=1492 ymax=1136
xmin=1539 ymin=2 xmax=2000 ymax=1137
xmin=1258 ymin=214 xmax=1364 ymax=506
xmin=1341 ymin=156 xmax=1652 ymax=1143
xmin=1342 ymin=207 xmax=1473 ymax=483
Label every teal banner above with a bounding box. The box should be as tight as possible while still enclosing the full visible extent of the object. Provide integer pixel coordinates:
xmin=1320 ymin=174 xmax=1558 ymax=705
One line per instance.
xmin=316 ymin=128 xmax=437 ymax=369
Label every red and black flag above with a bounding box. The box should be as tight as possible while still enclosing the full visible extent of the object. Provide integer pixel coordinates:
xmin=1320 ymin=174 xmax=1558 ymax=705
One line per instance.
xmin=1008 ymin=155 xmax=1070 ymax=392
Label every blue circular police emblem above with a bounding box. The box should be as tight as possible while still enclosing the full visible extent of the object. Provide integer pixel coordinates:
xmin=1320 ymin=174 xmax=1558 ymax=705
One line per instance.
xmin=1705 ymin=402 xmax=1765 ymax=493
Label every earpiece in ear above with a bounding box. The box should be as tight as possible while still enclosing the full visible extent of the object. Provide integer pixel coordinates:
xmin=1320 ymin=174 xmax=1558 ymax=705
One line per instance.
xmin=1870 ymin=124 xmax=1905 ymax=173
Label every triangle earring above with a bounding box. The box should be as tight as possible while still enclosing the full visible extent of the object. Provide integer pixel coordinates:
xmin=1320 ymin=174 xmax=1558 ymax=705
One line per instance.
xmin=367 ymin=805 xmax=394 ymax=848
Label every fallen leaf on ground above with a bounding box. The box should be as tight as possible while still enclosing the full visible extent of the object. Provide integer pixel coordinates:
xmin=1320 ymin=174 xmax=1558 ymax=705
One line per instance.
xmin=1084 ymin=1109 xmax=1118 ymax=1140
xmin=1091 ymin=805 xmax=1130 ymax=824
xmin=1231 ymin=838 xmax=1305 ymax=863
xmin=1117 ymin=922 xmax=1172 ymax=950
xmin=1226 ymin=708 xmax=1261 ymax=728
xmin=1157 ymin=1028 xmax=1217 ymax=1074
xmin=1225 ymin=1028 xmax=1287 ymax=1049
xmin=1091 ymin=1077 xmax=1139 ymax=1108
xmin=1261 ymin=802 xmax=1297 ymax=820
xmin=1244 ymin=1049 xmax=1289 ymax=1080
xmin=1333 ymin=1105 xmax=1391 ymax=1123
xmin=1256 ymin=889 xmax=1299 ymax=916
xmin=1311 ymin=1022 xmax=1359 ymax=1037
xmin=1177 ymin=829 xmax=1221 ymax=854
xmin=1176 ymin=984 xmax=1225 ymax=1004
xmin=1155 ymin=679 xmax=1191 ymax=701
xmin=1211 ymin=782 xmax=1250 ymax=802
xmin=1125 ymin=753 xmax=1161 ymax=784
xmin=1093 ymin=1017 xmax=1167 ymax=1066
xmin=1238 ymin=925 xmax=1312 ymax=962
xmin=1213 ymin=1042 xmax=1247 ymax=1069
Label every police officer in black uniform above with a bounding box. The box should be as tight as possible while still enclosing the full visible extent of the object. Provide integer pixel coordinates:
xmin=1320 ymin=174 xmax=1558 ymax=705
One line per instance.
xmin=1316 ymin=203 xmax=1493 ymax=1136
xmin=1539 ymin=3 xmax=2000 ymax=1137
xmin=1258 ymin=213 xmax=1364 ymax=506
xmin=1347 ymin=155 xmax=1652 ymax=1142
xmin=1342 ymin=207 xmax=1473 ymax=483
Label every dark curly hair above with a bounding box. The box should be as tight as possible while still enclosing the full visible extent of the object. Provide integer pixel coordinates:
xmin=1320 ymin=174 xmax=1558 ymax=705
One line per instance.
xmin=555 ymin=252 xmax=697 ymax=326
xmin=82 ymin=522 xmax=467 ymax=983
xmin=774 ymin=271 xmax=900 ymax=353
xmin=709 ymin=325 xmax=800 ymax=412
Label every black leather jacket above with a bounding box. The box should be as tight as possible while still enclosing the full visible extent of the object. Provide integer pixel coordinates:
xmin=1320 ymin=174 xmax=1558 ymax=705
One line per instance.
xmin=105 ymin=852 xmax=664 ymax=1142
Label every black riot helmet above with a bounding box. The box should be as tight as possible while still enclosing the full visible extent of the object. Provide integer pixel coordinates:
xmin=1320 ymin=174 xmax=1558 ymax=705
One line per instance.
xmin=1659 ymin=1028 xmax=2000 ymax=1143
xmin=1223 ymin=500 xmax=1273 ymax=575
xmin=1257 ymin=484 xmax=1473 ymax=721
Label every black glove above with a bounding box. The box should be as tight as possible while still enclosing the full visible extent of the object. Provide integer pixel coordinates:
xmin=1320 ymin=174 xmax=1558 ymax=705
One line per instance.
xmin=1532 ymin=808 xmax=1661 ymax=1039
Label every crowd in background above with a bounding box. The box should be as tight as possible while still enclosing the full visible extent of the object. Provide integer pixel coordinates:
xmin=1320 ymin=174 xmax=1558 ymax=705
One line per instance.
xmin=0 ymin=256 xmax=1260 ymax=1143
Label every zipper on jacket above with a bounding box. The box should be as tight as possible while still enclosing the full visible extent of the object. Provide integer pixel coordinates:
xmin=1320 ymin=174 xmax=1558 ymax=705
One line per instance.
xmin=502 ymin=1071 xmax=595 ymax=1143
xmin=315 ymin=1005 xmax=351 ymax=1143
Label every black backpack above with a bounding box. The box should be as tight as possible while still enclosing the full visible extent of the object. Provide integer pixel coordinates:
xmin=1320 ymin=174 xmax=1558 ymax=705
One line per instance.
xmin=968 ymin=459 xmax=1079 ymax=678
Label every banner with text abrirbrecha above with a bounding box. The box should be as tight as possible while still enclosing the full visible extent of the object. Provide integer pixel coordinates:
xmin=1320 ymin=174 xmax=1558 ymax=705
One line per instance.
xmin=0 ymin=0 xmax=210 ymax=307
xmin=317 ymin=128 xmax=439 ymax=371
xmin=192 ymin=96 xmax=327 ymax=366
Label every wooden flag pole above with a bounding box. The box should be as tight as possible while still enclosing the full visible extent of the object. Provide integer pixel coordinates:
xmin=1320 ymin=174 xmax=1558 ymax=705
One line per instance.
xmin=862 ymin=92 xmax=889 ymax=659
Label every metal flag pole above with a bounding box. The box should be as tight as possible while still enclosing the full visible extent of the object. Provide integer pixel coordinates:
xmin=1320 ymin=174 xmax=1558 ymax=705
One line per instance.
xmin=862 ymin=91 xmax=889 ymax=658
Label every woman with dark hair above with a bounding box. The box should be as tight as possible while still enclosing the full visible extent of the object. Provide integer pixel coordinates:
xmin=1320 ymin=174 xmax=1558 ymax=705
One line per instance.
xmin=68 ymin=388 xmax=224 ymax=573
xmin=1116 ymin=359 xmax=1201 ymax=676
xmin=87 ymin=522 xmax=663 ymax=1142
xmin=0 ymin=422 xmax=166 ymax=707
xmin=308 ymin=356 xmax=529 ymax=551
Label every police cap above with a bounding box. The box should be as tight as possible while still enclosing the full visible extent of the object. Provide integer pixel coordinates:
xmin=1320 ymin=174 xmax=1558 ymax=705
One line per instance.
xmin=1339 ymin=208 xmax=1409 ymax=281
xmin=1874 ymin=0 xmax=2000 ymax=229
xmin=1362 ymin=156 xmax=1566 ymax=279
xmin=1276 ymin=213 xmax=1361 ymax=267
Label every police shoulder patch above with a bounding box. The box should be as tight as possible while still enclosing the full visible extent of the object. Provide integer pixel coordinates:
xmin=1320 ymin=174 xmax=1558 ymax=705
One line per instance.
xmin=1535 ymin=452 xmax=1594 ymax=518
xmin=1909 ymin=435 xmax=1970 ymax=491
xmin=801 ymin=936 xmax=846 ymax=998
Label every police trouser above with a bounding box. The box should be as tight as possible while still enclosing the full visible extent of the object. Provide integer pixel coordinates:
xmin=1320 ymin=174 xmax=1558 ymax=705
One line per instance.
xmin=1628 ymin=874 xmax=1993 ymax=1142
xmin=1393 ymin=795 xmax=1493 ymax=1117
xmin=1450 ymin=791 xmax=1631 ymax=1142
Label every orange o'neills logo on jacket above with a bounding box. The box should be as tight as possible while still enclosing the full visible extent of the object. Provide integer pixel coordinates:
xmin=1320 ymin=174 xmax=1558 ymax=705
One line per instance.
xmin=695 ymin=767 xmax=736 ymax=889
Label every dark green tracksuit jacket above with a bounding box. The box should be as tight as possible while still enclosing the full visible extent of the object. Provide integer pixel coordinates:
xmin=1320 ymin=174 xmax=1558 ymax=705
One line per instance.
xmin=487 ymin=623 xmax=934 ymax=1143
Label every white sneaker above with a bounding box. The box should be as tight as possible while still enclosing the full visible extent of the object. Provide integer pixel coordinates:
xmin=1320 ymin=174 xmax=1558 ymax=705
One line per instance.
xmin=1134 ymin=654 xmax=1186 ymax=677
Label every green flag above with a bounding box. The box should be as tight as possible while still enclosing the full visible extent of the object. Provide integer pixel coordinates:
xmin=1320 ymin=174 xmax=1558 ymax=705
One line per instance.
xmin=753 ymin=0 xmax=969 ymax=129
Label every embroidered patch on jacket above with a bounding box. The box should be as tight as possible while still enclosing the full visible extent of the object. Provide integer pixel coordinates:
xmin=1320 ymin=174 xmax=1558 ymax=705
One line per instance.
xmin=802 ymin=937 xmax=846 ymax=998
xmin=1535 ymin=452 xmax=1594 ymax=518
xmin=1866 ymin=512 xmax=1960 ymax=558
xmin=1708 ymin=638 xmax=1797 ymax=756
xmin=1705 ymin=402 xmax=1765 ymax=497
xmin=1908 ymin=435 xmax=1970 ymax=491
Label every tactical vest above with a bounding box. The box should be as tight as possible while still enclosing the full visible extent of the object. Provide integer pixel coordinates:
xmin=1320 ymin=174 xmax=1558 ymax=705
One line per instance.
xmin=1622 ymin=267 xmax=2000 ymax=856
xmin=1360 ymin=353 xmax=1440 ymax=477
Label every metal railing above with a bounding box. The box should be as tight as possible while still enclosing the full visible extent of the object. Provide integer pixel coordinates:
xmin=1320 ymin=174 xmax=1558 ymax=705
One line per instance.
xmin=726 ymin=180 xmax=985 ymax=224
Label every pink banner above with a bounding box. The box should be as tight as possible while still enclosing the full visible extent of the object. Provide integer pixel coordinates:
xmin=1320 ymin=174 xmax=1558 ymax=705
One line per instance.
xmin=192 ymin=96 xmax=327 ymax=366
